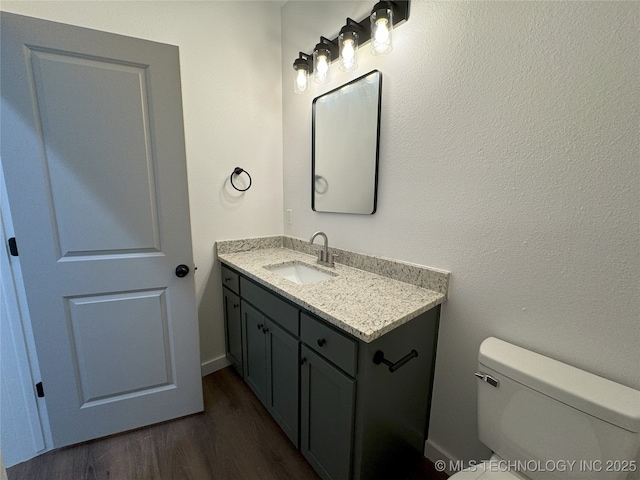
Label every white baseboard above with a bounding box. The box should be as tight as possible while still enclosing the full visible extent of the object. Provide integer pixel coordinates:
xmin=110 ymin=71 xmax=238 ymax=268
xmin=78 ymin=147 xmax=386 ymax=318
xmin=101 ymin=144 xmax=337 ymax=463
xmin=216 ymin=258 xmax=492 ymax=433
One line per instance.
xmin=424 ymin=439 xmax=458 ymax=476
xmin=200 ymin=354 xmax=231 ymax=377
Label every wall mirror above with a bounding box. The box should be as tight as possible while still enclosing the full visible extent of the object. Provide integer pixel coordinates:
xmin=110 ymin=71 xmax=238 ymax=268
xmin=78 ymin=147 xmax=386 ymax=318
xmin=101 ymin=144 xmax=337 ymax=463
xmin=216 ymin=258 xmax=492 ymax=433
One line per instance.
xmin=312 ymin=70 xmax=381 ymax=214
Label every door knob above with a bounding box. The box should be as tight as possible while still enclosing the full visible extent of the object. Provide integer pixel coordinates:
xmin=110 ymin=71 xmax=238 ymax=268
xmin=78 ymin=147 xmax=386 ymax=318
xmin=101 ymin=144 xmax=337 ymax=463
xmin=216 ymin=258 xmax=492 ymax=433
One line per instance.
xmin=175 ymin=264 xmax=190 ymax=277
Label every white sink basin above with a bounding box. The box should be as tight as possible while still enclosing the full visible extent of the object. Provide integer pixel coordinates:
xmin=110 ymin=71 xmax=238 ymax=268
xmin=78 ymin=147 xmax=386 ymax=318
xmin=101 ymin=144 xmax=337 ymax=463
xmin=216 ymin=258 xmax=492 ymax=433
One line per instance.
xmin=265 ymin=261 xmax=336 ymax=285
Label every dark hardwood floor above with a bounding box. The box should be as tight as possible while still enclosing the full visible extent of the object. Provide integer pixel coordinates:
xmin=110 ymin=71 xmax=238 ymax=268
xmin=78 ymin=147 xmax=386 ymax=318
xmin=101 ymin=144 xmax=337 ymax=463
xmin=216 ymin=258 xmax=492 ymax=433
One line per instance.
xmin=8 ymin=367 xmax=448 ymax=480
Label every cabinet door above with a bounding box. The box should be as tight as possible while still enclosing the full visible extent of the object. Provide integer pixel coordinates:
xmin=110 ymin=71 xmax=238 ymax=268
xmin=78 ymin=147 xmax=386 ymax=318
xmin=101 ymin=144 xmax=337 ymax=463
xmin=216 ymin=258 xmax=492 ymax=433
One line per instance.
xmin=223 ymin=288 xmax=243 ymax=375
xmin=265 ymin=319 xmax=299 ymax=447
xmin=242 ymin=301 xmax=267 ymax=403
xmin=301 ymin=345 xmax=355 ymax=480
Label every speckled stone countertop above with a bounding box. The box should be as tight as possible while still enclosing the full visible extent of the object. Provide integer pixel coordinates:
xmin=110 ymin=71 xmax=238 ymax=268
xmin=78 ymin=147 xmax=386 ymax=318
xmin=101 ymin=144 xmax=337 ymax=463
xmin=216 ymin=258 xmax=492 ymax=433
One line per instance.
xmin=217 ymin=237 xmax=449 ymax=343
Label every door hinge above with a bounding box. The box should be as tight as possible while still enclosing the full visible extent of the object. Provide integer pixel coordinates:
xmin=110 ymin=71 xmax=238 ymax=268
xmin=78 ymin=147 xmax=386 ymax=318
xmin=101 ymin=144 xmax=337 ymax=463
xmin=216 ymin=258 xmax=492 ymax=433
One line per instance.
xmin=8 ymin=237 xmax=19 ymax=256
xmin=35 ymin=382 xmax=45 ymax=398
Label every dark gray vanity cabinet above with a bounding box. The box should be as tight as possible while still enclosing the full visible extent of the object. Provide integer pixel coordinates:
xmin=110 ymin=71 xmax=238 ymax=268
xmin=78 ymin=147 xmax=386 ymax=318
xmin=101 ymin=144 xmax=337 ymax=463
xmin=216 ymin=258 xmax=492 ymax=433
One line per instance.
xmin=301 ymin=344 xmax=355 ymax=480
xmin=240 ymin=279 xmax=300 ymax=447
xmin=265 ymin=317 xmax=300 ymax=446
xmin=299 ymin=312 xmax=358 ymax=479
xmin=222 ymin=265 xmax=243 ymax=375
xmin=221 ymin=264 xmax=441 ymax=480
xmin=242 ymin=301 xmax=268 ymax=400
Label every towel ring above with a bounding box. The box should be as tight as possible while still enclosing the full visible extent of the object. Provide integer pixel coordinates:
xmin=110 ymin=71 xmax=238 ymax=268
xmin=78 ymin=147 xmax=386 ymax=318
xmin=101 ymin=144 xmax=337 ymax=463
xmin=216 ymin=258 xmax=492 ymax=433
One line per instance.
xmin=314 ymin=174 xmax=328 ymax=195
xmin=230 ymin=167 xmax=252 ymax=192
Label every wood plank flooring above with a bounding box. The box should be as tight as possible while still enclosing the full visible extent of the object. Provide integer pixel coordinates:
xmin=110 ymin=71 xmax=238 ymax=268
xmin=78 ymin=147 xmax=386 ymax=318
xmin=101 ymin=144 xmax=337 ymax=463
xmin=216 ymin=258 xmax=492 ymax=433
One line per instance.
xmin=8 ymin=367 xmax=448 ymax=480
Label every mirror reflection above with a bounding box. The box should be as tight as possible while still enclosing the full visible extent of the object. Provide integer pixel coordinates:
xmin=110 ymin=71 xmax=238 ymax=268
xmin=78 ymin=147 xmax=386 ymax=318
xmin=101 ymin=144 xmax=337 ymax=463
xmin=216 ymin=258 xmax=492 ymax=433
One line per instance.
xmin=312 ymin=70 xmax=381 ymax=214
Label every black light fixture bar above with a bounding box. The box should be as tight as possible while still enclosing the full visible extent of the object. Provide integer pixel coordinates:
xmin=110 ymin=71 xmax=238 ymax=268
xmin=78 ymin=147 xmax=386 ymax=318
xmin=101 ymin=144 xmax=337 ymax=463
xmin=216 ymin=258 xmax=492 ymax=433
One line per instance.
xmin=298 ymin=1 xmax=410 ymax=65
xmin=293 ymin=0 xmax=411 ymax=93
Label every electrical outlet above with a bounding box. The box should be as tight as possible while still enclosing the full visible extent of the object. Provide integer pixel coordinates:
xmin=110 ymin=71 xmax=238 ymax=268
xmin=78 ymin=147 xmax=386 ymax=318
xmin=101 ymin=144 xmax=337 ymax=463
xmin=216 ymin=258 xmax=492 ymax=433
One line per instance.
xmin=286 ymin=209 xmax=293 ymax=224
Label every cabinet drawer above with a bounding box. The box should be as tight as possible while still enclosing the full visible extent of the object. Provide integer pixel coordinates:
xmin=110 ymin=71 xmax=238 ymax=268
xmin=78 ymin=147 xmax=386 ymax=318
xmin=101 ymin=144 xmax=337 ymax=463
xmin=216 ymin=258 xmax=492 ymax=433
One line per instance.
xmin=301 ymin=313 xmax=357 ymax=376
xmin=221 ymin=264 xmax=239 ymax=294
xmin=240 ymin=277 xmax=299 ymax=336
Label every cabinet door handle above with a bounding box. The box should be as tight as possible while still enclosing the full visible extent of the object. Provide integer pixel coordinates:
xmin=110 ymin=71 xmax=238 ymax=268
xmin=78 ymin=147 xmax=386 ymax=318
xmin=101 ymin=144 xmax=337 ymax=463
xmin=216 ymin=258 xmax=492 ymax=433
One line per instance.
xmin=262 ymin=327 xmax=269 ymax=334
xmin=300 ymin=357 xmax=307 ymax=365
xmin=224 ymin=277 xmax=232 ymax=282
xmin=233 ymin=303 xmax=239 ymax=309
xmin=257 ymin=323 xmax=263 ymax=330
xmin=317 ymin=338 xmax=326 ymax=347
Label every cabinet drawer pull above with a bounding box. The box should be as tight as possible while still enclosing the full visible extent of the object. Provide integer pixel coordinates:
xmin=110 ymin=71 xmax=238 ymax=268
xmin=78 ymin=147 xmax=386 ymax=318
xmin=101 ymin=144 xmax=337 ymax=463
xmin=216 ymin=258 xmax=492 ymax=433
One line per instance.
xmin=233 ymin=303 xmax=239 ymax=309
xmin=262 ymin=327 xmax=269 ymax=334
xmin=300 ymin=357 xmax=307 ymax=365
xmin=373 ymin=349 xmax=418 ymax=373
xmin=257 ymin=323 xmax=263 ymax=330
xmin=224 ymin=277 xmax=232 ymax=282
xmin=317 ymin=338 xmax=326 ymax=347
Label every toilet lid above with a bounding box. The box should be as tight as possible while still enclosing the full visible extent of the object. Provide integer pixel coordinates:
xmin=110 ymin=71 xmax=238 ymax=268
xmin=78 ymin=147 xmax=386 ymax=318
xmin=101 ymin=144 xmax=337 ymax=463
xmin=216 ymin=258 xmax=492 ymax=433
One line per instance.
xmin=449 ymin=461 xmax=522 ymax=480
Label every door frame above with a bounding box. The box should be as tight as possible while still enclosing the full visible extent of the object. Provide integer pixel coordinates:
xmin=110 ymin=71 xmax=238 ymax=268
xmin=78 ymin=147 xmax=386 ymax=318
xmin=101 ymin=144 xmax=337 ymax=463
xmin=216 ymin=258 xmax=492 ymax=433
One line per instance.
xmin=0 ymin=168 xmax=52 ymax=466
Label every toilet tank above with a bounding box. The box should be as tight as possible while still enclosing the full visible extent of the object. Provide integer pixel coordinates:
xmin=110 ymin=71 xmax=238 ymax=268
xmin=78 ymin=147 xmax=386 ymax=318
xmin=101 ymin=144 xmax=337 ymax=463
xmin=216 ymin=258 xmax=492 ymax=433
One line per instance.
xmin=477 ymin=337 xmax=640 ymax=480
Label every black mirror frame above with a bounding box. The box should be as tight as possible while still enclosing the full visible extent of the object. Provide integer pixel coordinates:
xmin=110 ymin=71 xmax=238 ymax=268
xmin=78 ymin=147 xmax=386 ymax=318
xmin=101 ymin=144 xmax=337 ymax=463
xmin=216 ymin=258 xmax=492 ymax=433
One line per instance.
xmin=311 ymin=70 xmax=382 ymax=215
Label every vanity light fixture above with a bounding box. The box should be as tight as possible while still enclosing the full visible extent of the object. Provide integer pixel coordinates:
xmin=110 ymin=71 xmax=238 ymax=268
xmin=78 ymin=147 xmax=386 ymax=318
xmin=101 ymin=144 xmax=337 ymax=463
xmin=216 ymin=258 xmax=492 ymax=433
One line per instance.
xmin=292 ymin=1 xmax=410 ymax=93
xmin=370 ymin=1 xmax=394 ymax=55
xmin=293 ymin=52 xmax=313 ymax=94
xmin=339 ymin=18 xmax=364 ymax=72
xmin=313 ymin=37 xmax=338 ymax=84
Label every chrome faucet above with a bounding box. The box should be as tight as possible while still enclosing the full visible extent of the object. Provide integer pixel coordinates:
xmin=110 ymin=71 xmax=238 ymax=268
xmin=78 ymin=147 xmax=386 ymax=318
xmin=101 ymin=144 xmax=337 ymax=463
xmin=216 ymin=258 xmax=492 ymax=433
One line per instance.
xmin=309 ymin=231 xmax=337 ymax=267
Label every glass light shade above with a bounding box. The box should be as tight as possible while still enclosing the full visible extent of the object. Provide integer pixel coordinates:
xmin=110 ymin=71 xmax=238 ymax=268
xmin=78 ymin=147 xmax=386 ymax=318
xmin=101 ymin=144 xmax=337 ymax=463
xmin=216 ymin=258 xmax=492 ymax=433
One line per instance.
xmin=294 ymin=67 xmax=309 ymax=94
xmin=339 ymin=30 xmax=359 ymax=72
xmin=293 ymin=55 xmax=311 ymax=94
xmin=370 ymin=5 xmax=393 ymax=55
xmin=313 ymin=47 xmax=331 ymax=84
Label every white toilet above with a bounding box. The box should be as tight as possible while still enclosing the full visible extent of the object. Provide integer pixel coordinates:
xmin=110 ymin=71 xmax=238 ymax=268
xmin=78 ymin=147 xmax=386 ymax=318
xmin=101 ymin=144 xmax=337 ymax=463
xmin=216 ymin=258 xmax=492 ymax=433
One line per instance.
xmin=449 ymin=337 xmax=640 ymax=480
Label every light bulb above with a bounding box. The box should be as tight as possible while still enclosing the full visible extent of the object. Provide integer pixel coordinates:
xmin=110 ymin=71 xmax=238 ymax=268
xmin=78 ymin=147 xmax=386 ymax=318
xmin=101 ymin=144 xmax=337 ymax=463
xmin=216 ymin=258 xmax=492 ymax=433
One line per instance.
xmin=316 ymin=54 xmax=329 ymax=82
xmin=370 ymin=4 xmax=393 ymax=56
xmin=342 ymin=40 xmax=355 ymax=69
xmin=339 ymin=27 xmax=359 ymax=72
xmin=313 ymin=40 xmax=334 ymax=83
xmin=374 ymin=19 xmax=389 ymax=45
xmin=293 ymin=66 xmax=309 ymax=94
xmin=293 ymin=54 xmax=311 ymax=94
xmin=296 ymin=69 xmax=307 ymax=89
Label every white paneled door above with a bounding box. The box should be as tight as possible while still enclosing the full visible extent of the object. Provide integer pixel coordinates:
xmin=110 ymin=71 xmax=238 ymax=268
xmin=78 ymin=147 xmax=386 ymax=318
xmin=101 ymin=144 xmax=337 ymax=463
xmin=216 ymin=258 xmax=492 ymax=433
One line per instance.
xmin=1 ymin=12 xmax=203 ymax=448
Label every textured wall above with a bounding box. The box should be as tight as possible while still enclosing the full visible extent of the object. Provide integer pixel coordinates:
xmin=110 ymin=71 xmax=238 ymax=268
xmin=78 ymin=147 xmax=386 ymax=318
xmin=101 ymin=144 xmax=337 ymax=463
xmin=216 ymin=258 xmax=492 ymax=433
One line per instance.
xmin=282 ymin=1 xmax=639 ymax=462
xmin=1 ymin=1 xmax=284 ymax=369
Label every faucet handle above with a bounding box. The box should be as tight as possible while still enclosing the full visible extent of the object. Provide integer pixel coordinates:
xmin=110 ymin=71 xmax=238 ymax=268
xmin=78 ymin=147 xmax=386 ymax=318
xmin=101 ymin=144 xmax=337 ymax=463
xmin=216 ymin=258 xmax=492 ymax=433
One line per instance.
xmin=328 ymin=252 xmax=339 ymax=265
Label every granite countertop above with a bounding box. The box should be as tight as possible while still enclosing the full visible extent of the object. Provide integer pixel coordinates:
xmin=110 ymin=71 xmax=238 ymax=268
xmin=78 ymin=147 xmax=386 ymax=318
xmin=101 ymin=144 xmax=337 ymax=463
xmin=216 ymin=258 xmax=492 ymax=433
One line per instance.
xmin=217 ymin=238 xmax=449 ymax=343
